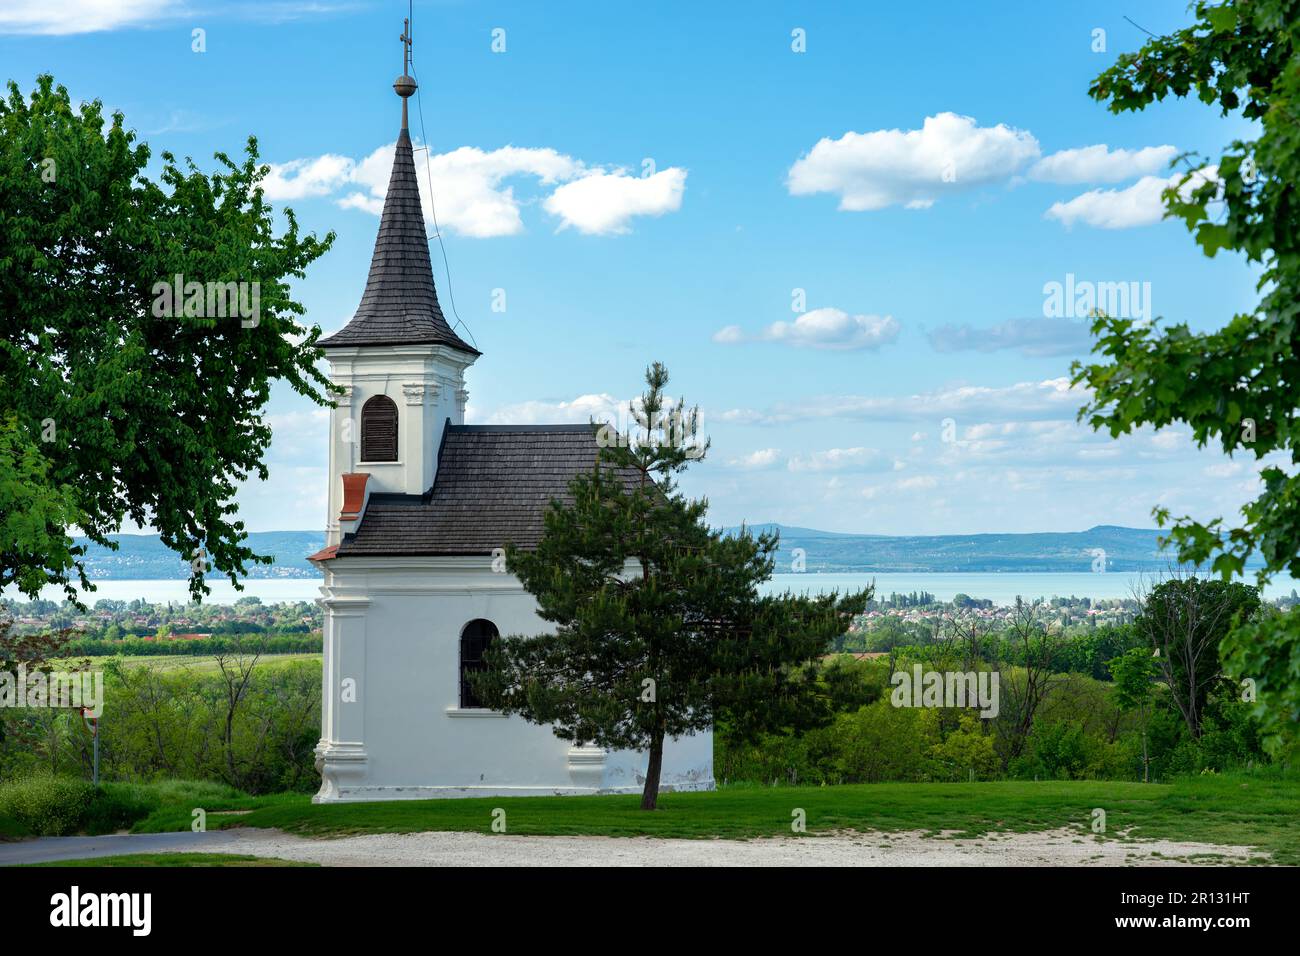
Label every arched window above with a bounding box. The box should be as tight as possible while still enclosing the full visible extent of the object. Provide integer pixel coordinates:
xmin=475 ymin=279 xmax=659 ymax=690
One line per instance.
xmin=360 ymin=395 xmax=398 ymax=462
xmin=459 ymin=619 xmax=499 ymax=708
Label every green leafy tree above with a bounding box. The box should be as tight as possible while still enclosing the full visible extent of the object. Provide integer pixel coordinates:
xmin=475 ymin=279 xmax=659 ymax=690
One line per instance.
xmin=1220 ymin=608 xmax=1300 ymax=759
xmin=0 ymin=414 xmax=83 ymax=597
xmin=1134 ymin=577 xmax=1259 ymax=740
xmin=0 ymin=75 xmax=336 ymax=602
xmin=1108 ymin=647 xmax=1162 ymax=782
xmin=1073 ymin=0 xmax=1300 ymax=752
xmin=0 ymin=613 xmax=83 ymax=753
xmin=472 ymin=363 xmax=869 ymax=809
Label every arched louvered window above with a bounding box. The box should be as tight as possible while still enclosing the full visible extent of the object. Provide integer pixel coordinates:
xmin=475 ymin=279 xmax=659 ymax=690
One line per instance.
xmin=360 ymin=395 xmax=398 ymax=462
xmin=459 ymin=619 xmax=499 ymax=708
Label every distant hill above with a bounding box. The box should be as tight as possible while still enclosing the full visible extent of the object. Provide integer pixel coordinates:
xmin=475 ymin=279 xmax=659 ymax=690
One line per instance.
xmin=70 ymin=525 xmax=1252 ymax=579
xmin=75 ymin=532 xmax=326 ymax=579
xmin=722 ymin=524 xmax=1253 ymax=573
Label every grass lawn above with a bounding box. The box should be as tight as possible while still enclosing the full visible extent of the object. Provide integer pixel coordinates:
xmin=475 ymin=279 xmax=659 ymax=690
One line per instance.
xmin=128 ymin=773 xmax=1299 ymax=865
xmin=23 ymin=853 xmax=314 ymax=867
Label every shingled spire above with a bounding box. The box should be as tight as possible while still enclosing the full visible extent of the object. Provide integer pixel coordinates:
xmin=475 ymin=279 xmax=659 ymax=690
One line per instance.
xmin=319 ymin=20 xmax=478 ymax=354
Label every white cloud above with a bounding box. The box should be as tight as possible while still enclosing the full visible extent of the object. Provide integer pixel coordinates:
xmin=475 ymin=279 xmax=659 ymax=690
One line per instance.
xmin=1045 ymin=175 xmax=1170 ymax=229
xmin=1046 ymin=165 xmax=1220 ymax=230
xmin=787 ymin=112 xmax=1040 ymax=211
xmin=0 ymin=0 xmax=353 ymax=34
xmin=1149 ymin=429 xmax=1191 ymax=452
xmin=268 ymin=141 xmax=684 ymax=238
xmin=787 ymin=447 xmax=894 ymax=473
xmin=715 ymin=308 xmax=900 ymax=351
xmin=1029 ymin=144 xmax=1177 ymax=183
xmin=727 ymin=448 xmax=782 ymax=470
xmin=263 ymin=154 xmax=355 ymax=200
xmin=728 ymin=377 xmax=1086 ymax=426
xmin=0 ymin=0 xmax=178 ymax=34
xmin=345 ymin=143 xmax=585 ymax=238
xmin=1204 ymin=462 xmax=1245 ymax=478
xmin=472 ymin=393 xmax=623 ymax=426
xmin=544 ymin=168 xmax=687 ymax=235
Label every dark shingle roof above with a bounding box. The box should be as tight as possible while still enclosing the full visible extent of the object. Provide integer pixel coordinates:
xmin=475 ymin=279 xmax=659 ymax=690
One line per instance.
xmin=335 ymin=424 xmax=644 ymax=555
xmin=318 ymin=128 xmax=478 ymax=354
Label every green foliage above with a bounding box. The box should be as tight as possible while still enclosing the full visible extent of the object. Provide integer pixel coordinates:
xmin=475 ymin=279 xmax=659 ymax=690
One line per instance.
xmin=0 ymin=773 xmax=95 ymax=835
xmin=928 ymin=714 xmax=1001 ymax=781
xmin=1058 ymin=625 xmax=1144 ymax=679
xmin=0 ymin=776 xmax=258 ymax=839
xmin=719 ymin=634 xmax=1273 ymax=786
xmin=1008 ymin=721 xmax=1134 ymax=781
xmin=1161 ymin=700 xmax=1269 ymax=776
xmin=1222 ymin=606 xmax=1300 ymax=758
xmin=61 ymin=632 xmax=320 ymax=657
xmin=0 ymin=658 xmax=321 ymax=794
xmin=718 ymin=661 xmax=1005 ymax=785
xmin=1134 ymin=577 xmax=1260 ymax=738
xmin=1109 ymin=646 xmax=1161 ymax=712
xmin=0 ymin=75 xmax=337 ymax=602
xmin=830 ymin=701 xmax=939 ymax=783
xmin=1075 ymin=0 xmax=1300 ymax=748
xmin=1108 ymin=645 xmax=1163 ymax=781
xmin=0 ymin=414 xmax=85 ymax=596
xmin=474 ymin=363 xmax=868 ymax=807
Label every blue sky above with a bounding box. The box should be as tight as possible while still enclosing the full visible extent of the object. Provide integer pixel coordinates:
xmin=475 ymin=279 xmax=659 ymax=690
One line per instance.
xmin=1 ymin=0 xmax=1266 ymax=536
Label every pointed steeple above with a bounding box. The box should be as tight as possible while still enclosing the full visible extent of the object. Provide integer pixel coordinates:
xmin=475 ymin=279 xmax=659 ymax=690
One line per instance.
xmin=320 ymin=20 xmax=477 ymax=354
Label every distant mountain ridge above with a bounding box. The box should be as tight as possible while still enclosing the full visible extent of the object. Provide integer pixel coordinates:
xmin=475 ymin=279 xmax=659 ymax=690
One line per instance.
xmin=723 ymin=524 xmax=1255 ymax=573
xmin=70 ymin=525 xmax=1253 ymax=578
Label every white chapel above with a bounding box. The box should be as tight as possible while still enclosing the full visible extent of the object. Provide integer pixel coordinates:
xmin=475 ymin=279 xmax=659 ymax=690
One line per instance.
xmin=307 ymin=52 xmax=714 ymax=802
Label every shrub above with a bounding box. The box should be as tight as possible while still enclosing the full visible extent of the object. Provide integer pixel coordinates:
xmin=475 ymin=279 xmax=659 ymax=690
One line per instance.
xmin=0 ymin=774 xmax=95 ymax=835
xmin=831 ymin=700 xmax=939 ymax=783
xmin=84 ymin=782 xmax=161 ymax=834
xmin=929 ymin=714 xmax=1000 ymax=781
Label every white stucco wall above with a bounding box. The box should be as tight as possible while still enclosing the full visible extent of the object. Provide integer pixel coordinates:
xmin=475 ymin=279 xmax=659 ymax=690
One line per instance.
xmin=313 ymin=555 xmax=715 ymax=802
xmin=322 ymin=344 xmax=474 ymax=548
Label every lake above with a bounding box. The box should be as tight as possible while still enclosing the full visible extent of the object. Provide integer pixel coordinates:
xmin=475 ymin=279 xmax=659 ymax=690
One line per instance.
xmin=10 ymin=571 xmax=1297 ymax=607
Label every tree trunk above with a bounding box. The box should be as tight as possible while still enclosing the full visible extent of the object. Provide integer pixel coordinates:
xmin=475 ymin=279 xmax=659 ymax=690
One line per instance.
xmin=640 ymin=729 xmax=665 ymax=810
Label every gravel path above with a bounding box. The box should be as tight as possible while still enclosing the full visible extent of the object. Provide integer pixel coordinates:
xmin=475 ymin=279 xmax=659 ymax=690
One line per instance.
xmin=4 ymin=826 xmax=1258 ymax=867
xmin=1 ymin=827 xmax=1263 ymax=867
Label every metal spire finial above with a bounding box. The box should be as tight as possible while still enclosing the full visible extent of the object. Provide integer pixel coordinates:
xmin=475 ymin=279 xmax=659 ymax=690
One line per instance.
xmin=393 ymin=16 xmax=418 ymax=129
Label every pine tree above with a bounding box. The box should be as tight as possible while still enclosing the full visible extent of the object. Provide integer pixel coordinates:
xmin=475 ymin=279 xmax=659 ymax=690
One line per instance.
xmin=471 ymin=363 xmax=869 ymax=809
